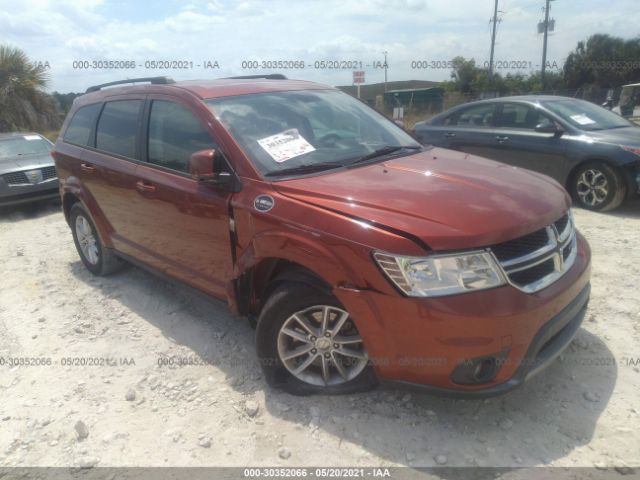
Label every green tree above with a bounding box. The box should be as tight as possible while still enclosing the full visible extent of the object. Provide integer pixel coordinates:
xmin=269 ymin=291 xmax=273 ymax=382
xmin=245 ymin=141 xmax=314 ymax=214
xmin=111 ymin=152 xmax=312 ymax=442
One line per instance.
xmin=0 ymin=45 xmax=58 ymax=132
xmin=447 ymin=56 xmax=481 ymax=94
xmin=444 ymin=57 xmax=567 ymax=97
xmin=52 ymin=91 xmax=82 ymax=116
xmin=564 ymin=34 xmax=640 ymax=89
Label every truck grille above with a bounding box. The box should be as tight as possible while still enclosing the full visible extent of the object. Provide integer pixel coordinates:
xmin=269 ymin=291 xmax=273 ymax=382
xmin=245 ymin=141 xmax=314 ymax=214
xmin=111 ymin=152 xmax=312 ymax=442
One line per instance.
xmin=490 ymin=212 xmax=577 ymax=293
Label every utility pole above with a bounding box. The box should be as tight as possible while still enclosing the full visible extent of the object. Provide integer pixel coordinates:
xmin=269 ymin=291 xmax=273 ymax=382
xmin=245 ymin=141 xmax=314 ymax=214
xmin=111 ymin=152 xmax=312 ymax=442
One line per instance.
xmin=540 ymin=0 xmax=555 ymax=89
xmin=488 ymin=0 xmax=499 ymax=83
xmin=383 ymin=51 xmax=388 ymax=92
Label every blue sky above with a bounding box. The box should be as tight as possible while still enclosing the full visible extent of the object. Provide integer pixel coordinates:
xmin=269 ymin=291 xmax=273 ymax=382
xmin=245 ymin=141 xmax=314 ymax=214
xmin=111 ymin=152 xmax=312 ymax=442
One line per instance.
xmin=1 ymin=0 xmax=638 ymax=92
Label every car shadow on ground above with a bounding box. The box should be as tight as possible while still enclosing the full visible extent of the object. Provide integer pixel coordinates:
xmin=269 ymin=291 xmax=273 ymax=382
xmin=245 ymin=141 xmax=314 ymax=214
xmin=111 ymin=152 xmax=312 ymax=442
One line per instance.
xmin=606 ymin=198 xmax=640 ymax=219
xmin=0 ymin=199 xmax=61 ymax=223
xmin=69 ymin=261 xmax=616 ymax=470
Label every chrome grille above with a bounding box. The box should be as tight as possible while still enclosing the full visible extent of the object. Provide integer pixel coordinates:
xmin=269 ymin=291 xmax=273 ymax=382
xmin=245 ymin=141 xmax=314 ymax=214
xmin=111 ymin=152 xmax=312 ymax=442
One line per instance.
xmin=2 ymin=167 xmax=57 ymax=185
xmin=3 ymin=171 xmax=29 ymax=185
xmin=491 ymin=212 xmax=577 ymax=293
xmin=491 ymin=228 xmax=549 ymax=262
xmin=41 ymin=166 xmax=57 ymax=180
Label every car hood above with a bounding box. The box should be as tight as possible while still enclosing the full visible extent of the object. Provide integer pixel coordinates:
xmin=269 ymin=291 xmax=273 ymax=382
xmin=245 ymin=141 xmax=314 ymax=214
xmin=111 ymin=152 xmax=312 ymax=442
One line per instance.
xmin=273 ymin=148 xmax=571 ymax=251
xmin=0 ymin=153 xmax=54 ymax=175
xmin=585 ymin=126 xmax=640 ymax=147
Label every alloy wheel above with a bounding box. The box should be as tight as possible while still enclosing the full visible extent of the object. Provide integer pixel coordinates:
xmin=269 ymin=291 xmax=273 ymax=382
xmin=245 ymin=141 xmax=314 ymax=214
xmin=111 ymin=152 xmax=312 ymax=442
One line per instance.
xmin=75 ymin=215 xmax=99 ymax=265
xmin=576 ymin=169 xmax=609 ymax=207
xmin=277 ymin=305 xmax=368 ymax=386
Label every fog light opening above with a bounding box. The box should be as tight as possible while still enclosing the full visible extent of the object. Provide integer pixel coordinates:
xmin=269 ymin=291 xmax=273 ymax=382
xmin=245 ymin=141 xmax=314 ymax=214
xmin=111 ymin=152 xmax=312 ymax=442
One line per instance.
xmin=450 ymin=350 xmax=508 ymax=385
xmin=473 ymin=358 xmax=497 ymax=383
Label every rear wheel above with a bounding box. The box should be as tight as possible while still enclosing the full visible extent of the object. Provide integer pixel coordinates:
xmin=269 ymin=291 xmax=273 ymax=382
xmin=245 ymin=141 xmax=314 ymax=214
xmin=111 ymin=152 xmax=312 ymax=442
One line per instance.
xmin=70 ymin=203 xmax=124 ymax=276
xmin=256 ymin=283 xmax=377 ymax=395
xmin=571 ymin=162 xmax=626 ymax=212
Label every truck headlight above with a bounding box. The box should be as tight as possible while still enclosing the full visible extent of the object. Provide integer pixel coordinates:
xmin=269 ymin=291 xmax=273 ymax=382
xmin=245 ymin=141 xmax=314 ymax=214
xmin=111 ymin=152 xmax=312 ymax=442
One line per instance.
xmin=373 ymin=250 xmax=506 ymax=297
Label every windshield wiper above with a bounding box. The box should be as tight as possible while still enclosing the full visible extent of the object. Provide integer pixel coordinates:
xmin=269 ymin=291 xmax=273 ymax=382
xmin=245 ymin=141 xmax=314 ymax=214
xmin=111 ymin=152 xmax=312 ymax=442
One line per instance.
xmin=349 ymin=145 xmax=422 ymax=166
xmin=264 ymin=162 xmax=345 ymax=177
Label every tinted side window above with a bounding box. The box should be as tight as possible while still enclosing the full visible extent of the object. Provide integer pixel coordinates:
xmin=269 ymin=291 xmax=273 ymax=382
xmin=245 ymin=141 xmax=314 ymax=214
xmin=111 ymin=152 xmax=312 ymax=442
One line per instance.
xmin=446 ymin=104 xmax=495 ymax=127
xmin=497 ymin=103 xmax=548 ymax=129
xmin=96 ymin=100 xmax=142 ymax=158
xmin=147 ymin=100 xmax=215 ymax=173
xmin=63 ymin=104 xmax=101 ymax=146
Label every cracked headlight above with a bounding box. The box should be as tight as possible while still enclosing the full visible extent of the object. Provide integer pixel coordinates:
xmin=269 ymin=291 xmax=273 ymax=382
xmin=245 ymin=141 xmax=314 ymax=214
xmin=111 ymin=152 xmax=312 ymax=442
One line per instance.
xmin=373 ymin=250 xmax=506 ymax=297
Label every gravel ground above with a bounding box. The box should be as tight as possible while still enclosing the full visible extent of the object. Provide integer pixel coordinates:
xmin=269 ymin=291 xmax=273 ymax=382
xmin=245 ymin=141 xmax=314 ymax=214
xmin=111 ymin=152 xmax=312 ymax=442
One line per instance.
xmin=0 ymin=199 xmax=638 ymax=471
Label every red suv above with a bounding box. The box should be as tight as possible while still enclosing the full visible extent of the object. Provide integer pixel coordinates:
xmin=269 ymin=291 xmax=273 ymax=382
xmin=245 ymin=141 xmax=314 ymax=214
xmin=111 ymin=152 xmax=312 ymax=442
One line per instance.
xmin=52 ymin=76 xmax=591 ymax=396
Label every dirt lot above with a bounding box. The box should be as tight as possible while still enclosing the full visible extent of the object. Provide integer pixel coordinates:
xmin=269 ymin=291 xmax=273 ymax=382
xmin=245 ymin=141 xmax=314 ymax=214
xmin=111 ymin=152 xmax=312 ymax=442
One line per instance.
xmin=0 ymin=200 xmax=639 ymax=471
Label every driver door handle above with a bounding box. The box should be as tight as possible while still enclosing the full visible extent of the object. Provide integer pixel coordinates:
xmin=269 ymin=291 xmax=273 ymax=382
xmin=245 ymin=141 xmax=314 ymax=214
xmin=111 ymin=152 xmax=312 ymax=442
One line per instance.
xmin=80 ymin=163 xmax=95 ymax=173
xmin=136 ymin=180 xmax=156 ymax=194
xmin=495 ymin=135 xmax=509 ymax=143
xmin=444 ymin=132 xmax=456 ymax=138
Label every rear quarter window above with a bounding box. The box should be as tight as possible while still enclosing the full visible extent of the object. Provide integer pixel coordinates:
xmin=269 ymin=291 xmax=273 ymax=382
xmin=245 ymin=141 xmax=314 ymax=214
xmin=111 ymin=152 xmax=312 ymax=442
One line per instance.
xmin=447 ymin=104 xmax=495 ymax=127
xmin=96 ymin=100 xmax=143 ymax=159
xmin=63 ymin=103 xmax=101 ymax=146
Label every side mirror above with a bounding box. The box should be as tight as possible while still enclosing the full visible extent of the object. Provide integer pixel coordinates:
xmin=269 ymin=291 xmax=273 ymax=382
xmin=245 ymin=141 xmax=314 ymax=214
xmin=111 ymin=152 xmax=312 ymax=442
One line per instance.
xmin=535 ymin=121 xmax=563 ymax=135
xmin=189 ymin=149 xmax=233 ymax=188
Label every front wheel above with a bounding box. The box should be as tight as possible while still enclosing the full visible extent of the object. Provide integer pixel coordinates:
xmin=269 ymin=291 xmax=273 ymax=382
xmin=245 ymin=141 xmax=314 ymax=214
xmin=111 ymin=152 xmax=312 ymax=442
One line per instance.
xmin=256 ymin=283 xmax=377 ymax=395
xmin=571 ymin=162 xmax=626 ymax=212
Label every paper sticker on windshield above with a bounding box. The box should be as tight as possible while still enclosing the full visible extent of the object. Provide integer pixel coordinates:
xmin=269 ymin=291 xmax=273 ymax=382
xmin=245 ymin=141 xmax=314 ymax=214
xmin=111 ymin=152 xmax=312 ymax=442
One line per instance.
xmin=23 ymin=135 xmax=41 ymax=141
xmin=570 ymin=114 xmax=596 ymax=125
xmin=257 ymin=128 xmax=315 ymax=163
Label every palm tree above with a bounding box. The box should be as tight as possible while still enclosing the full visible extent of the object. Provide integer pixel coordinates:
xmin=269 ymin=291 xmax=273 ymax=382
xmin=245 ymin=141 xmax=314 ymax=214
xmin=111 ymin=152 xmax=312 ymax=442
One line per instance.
xmin=0 ymin=45 xmax=58 ymax=132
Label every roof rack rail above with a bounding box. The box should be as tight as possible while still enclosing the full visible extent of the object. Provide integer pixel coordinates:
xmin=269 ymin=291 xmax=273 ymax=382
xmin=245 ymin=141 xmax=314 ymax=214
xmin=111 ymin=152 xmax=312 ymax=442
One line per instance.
xmin=224 ymin=74 xmax=288 ymax=80
xmin=85 ymin=76 xmax=175 ymax=93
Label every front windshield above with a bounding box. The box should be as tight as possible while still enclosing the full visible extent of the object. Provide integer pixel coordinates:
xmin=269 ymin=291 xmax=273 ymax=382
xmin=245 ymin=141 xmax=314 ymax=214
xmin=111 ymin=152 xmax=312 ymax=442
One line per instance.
xmin=543 ymin=99 xmax=632 ymax=131
xmin=206 ymin=89 xmax=420 ymax=176
xmin=0 ymin=135 xmax=52 ymax=159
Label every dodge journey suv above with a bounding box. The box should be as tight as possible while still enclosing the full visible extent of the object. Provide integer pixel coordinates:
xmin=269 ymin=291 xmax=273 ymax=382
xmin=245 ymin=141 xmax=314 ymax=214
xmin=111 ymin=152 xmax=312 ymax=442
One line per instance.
xmin=52 ymin=75 xmax=591 ymax=396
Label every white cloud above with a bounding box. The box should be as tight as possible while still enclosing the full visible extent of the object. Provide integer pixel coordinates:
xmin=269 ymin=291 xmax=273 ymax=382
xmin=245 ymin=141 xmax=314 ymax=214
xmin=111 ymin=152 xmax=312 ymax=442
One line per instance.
xmin=0 ymin=0 xmax=637 ymax=92
xmin=163 ymin=10 xmax=225 ymax=32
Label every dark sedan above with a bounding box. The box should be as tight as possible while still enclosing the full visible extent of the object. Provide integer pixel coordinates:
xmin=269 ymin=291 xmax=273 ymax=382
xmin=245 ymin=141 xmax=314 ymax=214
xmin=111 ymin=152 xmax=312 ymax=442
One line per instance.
xmin=0 ymin=132 xmax=59 ymax=207
xmin=413 ymin=96 xmax=640 ymax=211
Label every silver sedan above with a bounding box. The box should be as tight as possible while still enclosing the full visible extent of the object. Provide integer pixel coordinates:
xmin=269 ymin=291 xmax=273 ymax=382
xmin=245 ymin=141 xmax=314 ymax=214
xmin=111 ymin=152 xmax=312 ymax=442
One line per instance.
xmin=0 ymin=132 xmax=59 ymax=206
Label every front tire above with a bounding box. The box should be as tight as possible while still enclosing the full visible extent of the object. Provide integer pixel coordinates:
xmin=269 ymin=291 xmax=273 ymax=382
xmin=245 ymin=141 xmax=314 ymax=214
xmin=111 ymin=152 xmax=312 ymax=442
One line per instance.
xmin=256 ymin=283 xmax=377 ymax=395
xmin=570 ymin=162 xmax=626 ymax=212
xmin=70 ymin=203 xmax=124 ymax=276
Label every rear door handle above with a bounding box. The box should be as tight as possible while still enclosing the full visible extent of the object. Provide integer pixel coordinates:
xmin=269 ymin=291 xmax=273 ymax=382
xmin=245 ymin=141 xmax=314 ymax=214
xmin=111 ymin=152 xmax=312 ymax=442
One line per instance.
xmin=444 ymin=132 xmax=456 ymax=138
xmin=136 ymin=180 xmax=156 ymax=194
xmin=495 ymin=135 xmax=509 ymax=143
xmin=80 ymin=163 xmax=95 ymax=173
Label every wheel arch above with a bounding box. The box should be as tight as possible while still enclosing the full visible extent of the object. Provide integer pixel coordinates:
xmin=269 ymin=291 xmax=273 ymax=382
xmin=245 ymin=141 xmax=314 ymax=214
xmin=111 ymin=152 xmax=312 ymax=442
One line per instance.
xmin=234 ymin=257 xmax=333 ymax=318
xmin=62 ymin=191 xmax=80 ymax=224
xmin=231 ymin=231 xmax=362 ymax=318
xmin=61 ymin=177 xmax=114 ymax=248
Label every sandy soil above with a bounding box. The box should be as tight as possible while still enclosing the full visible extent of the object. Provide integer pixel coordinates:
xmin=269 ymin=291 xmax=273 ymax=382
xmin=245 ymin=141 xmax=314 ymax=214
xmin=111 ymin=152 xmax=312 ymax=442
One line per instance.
xmin=0 ymin=199 xmax=638 ymax=471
